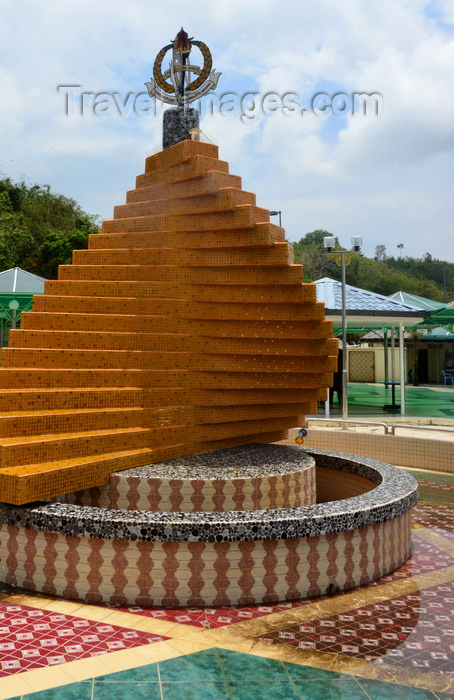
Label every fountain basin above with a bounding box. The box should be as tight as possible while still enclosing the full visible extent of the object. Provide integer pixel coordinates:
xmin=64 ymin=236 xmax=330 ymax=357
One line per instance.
xmin=0 ymin=445 xmax=418 ymax=607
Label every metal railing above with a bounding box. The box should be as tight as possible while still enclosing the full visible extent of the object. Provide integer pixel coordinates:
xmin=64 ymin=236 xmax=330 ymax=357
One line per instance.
xmin=391 ymin=423 xmax=454 ymax=436
xmin=306 ymin=417 xmax=454 ymax=438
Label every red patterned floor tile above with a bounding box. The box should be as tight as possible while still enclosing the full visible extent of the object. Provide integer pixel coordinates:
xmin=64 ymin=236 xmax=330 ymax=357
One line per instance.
xmin=0 ymin=602 xmax=168 ymax=677
xmin=258 ymin=579 xmax=454 ymax=674
xmin=416 ymin=479 xmax=453 ymax=493
xmin=412 ymin=503 xmax=454 ymax=540
xmin=100 ymin=600 xmax=306 ymax=628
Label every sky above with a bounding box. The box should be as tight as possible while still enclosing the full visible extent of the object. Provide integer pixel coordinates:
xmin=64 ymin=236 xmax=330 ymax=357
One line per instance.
xmin=0 ymin=0 xmax=453 ymax=263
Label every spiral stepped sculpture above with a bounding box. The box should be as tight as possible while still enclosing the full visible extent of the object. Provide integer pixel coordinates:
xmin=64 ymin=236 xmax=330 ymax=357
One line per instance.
xmin=0 ymin=140 xmax=337 ymax=505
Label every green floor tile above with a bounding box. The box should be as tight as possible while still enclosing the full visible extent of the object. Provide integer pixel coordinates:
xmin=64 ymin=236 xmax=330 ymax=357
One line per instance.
xmin=218 ymin=650 xmax=289 ymax=682
xmin=358 ymin=678 xmax=442 ymax=699
xmin=283 ymin=662 xmax=354 ymax=681
xmin=293 ymin=678 xmax=368 ymax=699
xmin=22 ymin=682 xmax=93 ymax=699
xmin=406 ymin=469 xmax=453 ymax=485
xmin=161 ymin=681 xmax=231 ymax=699
xmin=319 ymin=382 xmax=454 ymax=419
xmin=228 ymin=681 xmax=302 ymax=700
xmin=159 ymin=649 xmax=224 ymax=683
xmin=93 ymin=681 xmax=161 ymax=699
xmin=8 ymin=632 xmax=454 ymax=700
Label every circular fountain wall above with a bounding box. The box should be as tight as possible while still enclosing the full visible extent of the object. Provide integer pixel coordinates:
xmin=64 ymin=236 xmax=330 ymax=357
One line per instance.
xmin=0 ymin=444 xmax=418 ymax=607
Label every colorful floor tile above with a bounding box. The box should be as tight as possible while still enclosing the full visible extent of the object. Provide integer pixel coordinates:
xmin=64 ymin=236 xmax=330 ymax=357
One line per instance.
xmin=0 ymin=465 xmax=453 ymax=700
xmin=5 ymin=649 xmax=451 ymax=700
xmin=417 ymin=480 xmax=453 ymax=494
xmin=0 ymin=602 xmax=168 ymax=677
xmin=259 ymin=579 xmax=454 ymax=673
xmin=412 ymin=504 xmax=454 ymax=541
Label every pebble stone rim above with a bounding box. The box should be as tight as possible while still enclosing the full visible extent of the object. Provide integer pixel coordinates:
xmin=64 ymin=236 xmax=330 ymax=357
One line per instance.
xmin=0 ymin=446 xmax=419 ymax=543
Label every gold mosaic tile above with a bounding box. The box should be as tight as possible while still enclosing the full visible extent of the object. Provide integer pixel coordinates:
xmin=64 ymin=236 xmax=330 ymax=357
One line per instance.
xmin=0 ymin=140 xmax=336 ymax=504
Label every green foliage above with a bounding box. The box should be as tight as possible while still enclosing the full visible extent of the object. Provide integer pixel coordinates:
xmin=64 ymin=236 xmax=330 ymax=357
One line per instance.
xmin=292 ymin=231 xmax=454 ymax=301
xmin=0 ymin=177 xmax=99 ymax=278
xmin=374 ymin=244 xmax=387 ymax=262
xmin=383 ymin=253 xmax=454 ymax=301
xmin=292 ymin=230 xmax=342 ymax=282
xmin=0 ymin=191 xmax=36 ymax=271
xmin=346 ymin=256 xmax=444 ymax=299
xmin=295 ymin=229 xmax=340 ymax=248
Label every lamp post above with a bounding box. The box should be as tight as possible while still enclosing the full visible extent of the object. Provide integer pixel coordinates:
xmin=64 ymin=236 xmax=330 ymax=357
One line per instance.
xmin=270 ymin=210 xmax=282 ymax=227
xmin=442 ymin=261 xmax=447 ymax=304
xmin=8 ymin=299 xmax=20 ymax=330
xmin=323 ymin=236 xmax=363 ymax=420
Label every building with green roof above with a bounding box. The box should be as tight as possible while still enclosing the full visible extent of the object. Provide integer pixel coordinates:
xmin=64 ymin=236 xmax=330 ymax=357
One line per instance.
xmin=0 ymin=267 xmax=46 ymax=346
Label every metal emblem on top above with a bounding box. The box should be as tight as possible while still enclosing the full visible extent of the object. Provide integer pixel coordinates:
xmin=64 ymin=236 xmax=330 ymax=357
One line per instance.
xmin=146 ymin=28 xmax=221 ymax=107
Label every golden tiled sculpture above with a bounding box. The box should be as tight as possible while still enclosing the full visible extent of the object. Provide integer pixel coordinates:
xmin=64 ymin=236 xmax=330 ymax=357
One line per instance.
xmin=0 ymin=140 xmax=337 ymax=505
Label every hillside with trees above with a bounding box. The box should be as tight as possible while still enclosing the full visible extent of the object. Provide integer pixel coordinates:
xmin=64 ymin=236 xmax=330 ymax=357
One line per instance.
xmin=0 ymin=177 xmax=99 ymax=279
xmin=292 ymin=230 xmax=454 ymax=302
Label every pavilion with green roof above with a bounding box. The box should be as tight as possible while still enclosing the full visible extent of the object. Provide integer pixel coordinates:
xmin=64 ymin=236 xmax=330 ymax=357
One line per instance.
xmin=0 ymin=267 xmax=46 ymax=346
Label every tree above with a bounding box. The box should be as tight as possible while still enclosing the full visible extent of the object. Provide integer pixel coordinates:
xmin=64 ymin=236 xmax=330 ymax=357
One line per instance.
xmin=297 ymin=230 xmax=338 ymax=247
xmin=0 ymin=191 xmax=37 ymax=270
xmin=0 ymin=177 xmax=99 ymax=278
xmin=37 ymin=221 xmax=96 ymax=279
xmin=292 ymin=230 xmax=341 ymax=281
xmin=297 ymin=246 xmax=334 ymax=281
xmin=374 ymin=244 xmax=387 ymax=262
xmin=382 ymin=254 xmax=454 ymax=301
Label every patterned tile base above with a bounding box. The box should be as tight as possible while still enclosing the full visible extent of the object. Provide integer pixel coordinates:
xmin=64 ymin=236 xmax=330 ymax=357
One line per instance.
xmin=0 ymin=526 xmax=446 ymax=672
xmin=0 ymin=488 xmax=453 ymax=698
xmin=96 ymin=531 xmax=454 ymax=628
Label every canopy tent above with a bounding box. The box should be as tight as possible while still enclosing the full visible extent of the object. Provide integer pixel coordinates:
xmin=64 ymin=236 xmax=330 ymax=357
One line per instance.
xmin=426 ymin=302 xmax=454 ymax=326
xmin=388 ymin=291 xmax=454 ymax=331
xmin=386 ymin=292 xmax=453 ymax=385
xmin=361 ymin=327 xmax=454 ymax=342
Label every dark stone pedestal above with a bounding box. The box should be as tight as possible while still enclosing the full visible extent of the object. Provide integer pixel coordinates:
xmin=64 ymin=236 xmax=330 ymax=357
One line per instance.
xmin=163 ymin=107 xmax=200 ymax=149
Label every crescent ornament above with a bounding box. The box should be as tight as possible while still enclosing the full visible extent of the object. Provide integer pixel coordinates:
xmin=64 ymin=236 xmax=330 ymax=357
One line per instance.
xmin=147 ymin=29 xmax=221 ymax=106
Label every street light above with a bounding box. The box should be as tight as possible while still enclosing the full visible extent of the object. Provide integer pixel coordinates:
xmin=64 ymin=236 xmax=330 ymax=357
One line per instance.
xmin=441 ymin=261 xmax=447 ymax=303
xmin=8 ymin=299 xmax=20 ymax=330
xmin=270 ymin=210 xmax=282 ymax=227
xmin=323 ymin=236 xmax=363 ymax=420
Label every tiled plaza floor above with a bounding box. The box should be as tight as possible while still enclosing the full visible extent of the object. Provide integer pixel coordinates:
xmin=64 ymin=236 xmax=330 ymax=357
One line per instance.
xmin=326 ymin=383 xmax=454 ymax=420
xmin=0 ymin=467 xmax=452 ymax=699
